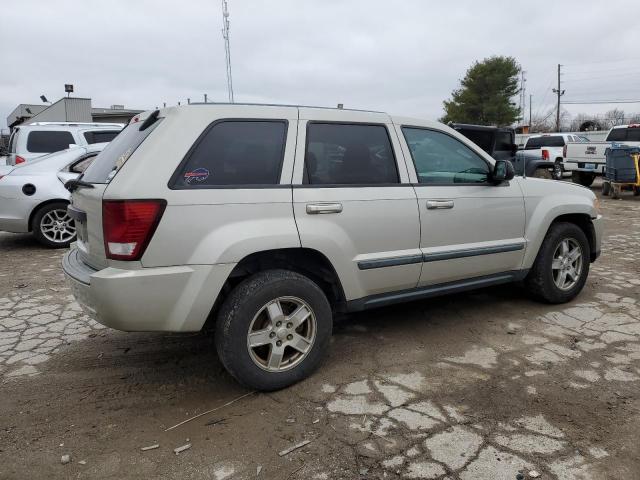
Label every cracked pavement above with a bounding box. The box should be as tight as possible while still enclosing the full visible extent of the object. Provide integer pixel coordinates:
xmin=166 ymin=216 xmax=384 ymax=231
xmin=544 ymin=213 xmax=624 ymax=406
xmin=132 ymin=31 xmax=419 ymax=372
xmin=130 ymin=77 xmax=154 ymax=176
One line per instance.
xmin=1 ymin=183 xmax=639 ymax=479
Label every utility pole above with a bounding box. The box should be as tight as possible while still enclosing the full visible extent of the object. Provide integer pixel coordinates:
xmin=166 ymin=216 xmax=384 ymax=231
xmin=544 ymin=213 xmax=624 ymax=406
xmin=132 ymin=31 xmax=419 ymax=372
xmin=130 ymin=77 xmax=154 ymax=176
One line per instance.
xmin=529 ymin=94 xmax=532 ymax=127
xmin=552 ymin=64 xmax=565 ymax=132
xmin=221 ymin=0 xmax=234 ymax=103
xmin=519 ymin=71 xmax=527 ymax=124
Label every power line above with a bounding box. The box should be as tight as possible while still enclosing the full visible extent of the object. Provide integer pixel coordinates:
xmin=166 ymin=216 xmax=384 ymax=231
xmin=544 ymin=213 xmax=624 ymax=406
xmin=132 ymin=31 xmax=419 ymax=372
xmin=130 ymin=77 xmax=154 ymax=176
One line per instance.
xmin=562 ymin=58 xmax=640 ymax=68
xmin=562 ymin=99 xmax=640 ymax=105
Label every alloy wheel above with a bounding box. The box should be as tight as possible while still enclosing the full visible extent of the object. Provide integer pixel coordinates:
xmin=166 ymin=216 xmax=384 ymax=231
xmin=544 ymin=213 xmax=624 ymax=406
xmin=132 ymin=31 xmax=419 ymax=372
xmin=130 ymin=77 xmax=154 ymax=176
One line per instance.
xmin=40 ymin=209 xmax=76 ymax=244
xmin=551 ymin=238 xmax=583 ymax=291
xmin=246 ymin=296 xmax=317 ymax=372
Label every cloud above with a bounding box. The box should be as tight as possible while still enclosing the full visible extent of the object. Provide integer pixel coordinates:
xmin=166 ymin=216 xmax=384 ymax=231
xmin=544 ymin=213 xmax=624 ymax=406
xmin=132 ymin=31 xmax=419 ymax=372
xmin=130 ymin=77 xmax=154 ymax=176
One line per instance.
xmin=2 ymin=0 xmax=639 ymax=129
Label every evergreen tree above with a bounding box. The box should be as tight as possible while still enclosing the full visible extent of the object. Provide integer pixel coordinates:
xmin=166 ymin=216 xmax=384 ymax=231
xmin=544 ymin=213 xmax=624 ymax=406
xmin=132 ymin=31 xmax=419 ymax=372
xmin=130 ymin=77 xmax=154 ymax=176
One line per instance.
xmin=441 ymin=56 xmax=521 ymax=126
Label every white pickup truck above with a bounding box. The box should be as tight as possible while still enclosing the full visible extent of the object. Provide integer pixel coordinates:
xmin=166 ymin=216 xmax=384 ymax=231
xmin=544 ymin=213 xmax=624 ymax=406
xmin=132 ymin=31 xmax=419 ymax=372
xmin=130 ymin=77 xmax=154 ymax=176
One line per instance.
xmin=564 ymin=124 xmax=640 ymax=186
xmin=523 ymin=133 xmax=589 ymax=180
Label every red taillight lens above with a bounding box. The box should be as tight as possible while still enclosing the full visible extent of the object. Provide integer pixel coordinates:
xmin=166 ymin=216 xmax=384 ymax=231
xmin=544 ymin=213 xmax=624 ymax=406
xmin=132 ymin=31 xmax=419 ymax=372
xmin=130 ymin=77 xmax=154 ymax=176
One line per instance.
xmin=542 ymin=149 xmax=550 ymax=160
xmin=15 ymin=156 xmax=25 ymax=164
xmin=102 ymin=200 xmax=166 ymax=261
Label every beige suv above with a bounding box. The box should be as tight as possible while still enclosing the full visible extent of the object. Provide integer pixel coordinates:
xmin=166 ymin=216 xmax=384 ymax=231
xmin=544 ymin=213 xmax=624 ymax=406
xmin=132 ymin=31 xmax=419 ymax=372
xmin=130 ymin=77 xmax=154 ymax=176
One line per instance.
xmin=63 ymin=104 xmax=603 ymax=390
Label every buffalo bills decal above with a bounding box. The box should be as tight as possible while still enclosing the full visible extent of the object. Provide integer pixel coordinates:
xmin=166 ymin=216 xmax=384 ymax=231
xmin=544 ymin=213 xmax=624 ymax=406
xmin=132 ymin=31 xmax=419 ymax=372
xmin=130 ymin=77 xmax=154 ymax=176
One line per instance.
xmin=184 ymin=168 xmax=210 ymax=184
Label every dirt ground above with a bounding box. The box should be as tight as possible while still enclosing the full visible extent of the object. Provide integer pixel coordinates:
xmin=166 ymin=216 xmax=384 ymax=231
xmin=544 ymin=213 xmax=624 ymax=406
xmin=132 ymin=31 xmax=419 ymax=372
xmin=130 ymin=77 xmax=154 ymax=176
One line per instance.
xmin=1 ymin=181 xmax=639 ymax=480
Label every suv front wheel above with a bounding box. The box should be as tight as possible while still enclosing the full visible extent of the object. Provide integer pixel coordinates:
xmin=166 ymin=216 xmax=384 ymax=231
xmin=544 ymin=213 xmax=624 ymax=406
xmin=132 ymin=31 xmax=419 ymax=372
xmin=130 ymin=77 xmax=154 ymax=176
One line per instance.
xmin=525 ymin=222 xmax=590 ymax=304
xmin=215 ymin=269 xmax=332 ymax=390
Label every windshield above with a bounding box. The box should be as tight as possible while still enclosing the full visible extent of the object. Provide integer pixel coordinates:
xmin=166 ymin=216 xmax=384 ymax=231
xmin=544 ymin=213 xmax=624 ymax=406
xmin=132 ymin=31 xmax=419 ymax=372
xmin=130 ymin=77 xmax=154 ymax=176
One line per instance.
xmin=525 ymin=136 xmax=565 ymax=149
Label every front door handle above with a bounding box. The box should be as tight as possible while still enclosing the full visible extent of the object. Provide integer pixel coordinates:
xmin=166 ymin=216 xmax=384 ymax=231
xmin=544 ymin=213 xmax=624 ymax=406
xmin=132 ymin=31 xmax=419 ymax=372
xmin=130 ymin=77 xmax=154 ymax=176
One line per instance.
xmin=306 ymin=203 xmax=343 ymax=214
xmin=426 ymin=200 xmax=454 ymax=210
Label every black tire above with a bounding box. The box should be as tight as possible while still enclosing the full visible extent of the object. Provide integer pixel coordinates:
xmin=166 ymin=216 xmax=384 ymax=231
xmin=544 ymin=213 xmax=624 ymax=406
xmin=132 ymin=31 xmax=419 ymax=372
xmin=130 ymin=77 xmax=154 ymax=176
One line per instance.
xmin=525 ymin=222 xmax=590 ymax=304
xmin=552 ymin=161 xmax=563 ymax=180
xmin=533 ymin=168 xmax=552 ymax=179
xmin=602 ymin=181 xmax=611 ymax=196
xmin=571 ymin=171 xmax=595 ymax=187
xmin=31 ymin=201 xmax=76 ymax=248
xmin=215 ymin=269 xmax=332 ymax=391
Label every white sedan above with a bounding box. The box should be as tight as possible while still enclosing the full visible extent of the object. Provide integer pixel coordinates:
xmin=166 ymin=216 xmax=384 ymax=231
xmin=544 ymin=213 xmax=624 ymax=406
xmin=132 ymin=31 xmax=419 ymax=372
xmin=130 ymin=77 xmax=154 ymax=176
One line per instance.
xmin=0 ymin=143 xmax=106 ymax=247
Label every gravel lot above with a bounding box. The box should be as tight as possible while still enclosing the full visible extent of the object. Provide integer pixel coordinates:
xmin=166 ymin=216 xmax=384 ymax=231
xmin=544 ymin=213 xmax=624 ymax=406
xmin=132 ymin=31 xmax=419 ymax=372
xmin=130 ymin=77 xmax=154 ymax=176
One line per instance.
xmin=1 ymin=182 xmax=639 ymax=479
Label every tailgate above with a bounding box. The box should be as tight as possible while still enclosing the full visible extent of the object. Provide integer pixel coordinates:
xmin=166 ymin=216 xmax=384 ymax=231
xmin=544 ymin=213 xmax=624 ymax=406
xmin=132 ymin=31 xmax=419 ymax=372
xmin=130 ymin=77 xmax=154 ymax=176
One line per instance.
xmin=566 ymin=143 xmax=607 ymax=163
xmin=68 ymin=110 xmax=163 ymax=270
xmin=70 ymin=185 xmax=109 ymax=270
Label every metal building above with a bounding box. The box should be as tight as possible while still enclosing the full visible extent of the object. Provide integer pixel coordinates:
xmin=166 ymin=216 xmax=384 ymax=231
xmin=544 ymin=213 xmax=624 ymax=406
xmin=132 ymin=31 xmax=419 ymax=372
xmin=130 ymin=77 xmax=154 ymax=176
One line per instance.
xmin=6 ymin=97 xmax=143 ymax=130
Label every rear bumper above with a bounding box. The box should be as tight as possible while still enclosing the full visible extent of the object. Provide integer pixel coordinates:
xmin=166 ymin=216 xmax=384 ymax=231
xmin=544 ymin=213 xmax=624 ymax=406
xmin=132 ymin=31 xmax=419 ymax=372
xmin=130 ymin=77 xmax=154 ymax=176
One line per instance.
xmin=565 ymin=161 xmax=605 ymax=174
xmin=62 ymin=248 xmax=235 ymax=332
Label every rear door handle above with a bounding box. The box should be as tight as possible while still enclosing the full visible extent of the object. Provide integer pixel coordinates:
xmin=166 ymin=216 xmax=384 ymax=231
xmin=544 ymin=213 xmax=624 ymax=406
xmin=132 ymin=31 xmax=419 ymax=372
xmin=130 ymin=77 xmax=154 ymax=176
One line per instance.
xmin=306 ymin=203 xmax=343 ymax=214
xmin=426 ymin=200 xmax=454 ymax=210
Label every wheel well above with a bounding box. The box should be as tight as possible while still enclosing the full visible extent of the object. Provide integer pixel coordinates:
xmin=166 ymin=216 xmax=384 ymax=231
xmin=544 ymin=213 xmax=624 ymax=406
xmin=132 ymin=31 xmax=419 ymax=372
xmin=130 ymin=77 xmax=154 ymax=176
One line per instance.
xmin=204 ymin=248 xmax=346 ymax=330
xmin=550 ymin=213 xmax=597 ymax=261
xmin=27 ymin=199 xmax=69 ymax=232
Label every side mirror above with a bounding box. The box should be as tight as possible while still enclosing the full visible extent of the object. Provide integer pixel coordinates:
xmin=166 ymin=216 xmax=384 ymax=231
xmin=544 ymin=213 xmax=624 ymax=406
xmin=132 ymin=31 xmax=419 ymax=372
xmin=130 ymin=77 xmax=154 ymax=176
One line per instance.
xmin=492 ymin=159 xmax=515 ymax=183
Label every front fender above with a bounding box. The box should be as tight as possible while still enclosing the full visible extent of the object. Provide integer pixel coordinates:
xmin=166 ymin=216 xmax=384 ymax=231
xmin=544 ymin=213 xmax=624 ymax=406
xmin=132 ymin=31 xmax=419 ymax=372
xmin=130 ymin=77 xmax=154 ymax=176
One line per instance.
xmin=518 ymin=178 xmax=597 ymax=268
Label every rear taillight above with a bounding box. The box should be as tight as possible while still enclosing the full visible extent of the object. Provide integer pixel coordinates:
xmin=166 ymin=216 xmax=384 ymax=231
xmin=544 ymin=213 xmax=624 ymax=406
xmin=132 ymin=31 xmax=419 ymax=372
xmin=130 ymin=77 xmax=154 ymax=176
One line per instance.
xmin=15 ymin=156 xmax=25 ymax=164
xmin=542 ymin=149 xmax=550 ymax=160
xmin=102 ymin=200 xmax=166 ymax=261
xmin=563 ymin=145 xmax=567 ymax=158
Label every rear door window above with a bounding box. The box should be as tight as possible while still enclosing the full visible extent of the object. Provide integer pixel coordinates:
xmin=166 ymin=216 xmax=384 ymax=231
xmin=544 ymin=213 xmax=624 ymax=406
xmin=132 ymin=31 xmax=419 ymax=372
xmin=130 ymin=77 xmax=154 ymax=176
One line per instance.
xmin=81 ymin=119 xmax=162 ymax=184
xmin=83 ymin=130 xmax=121 ymax=144
xmin=171 ymin=120 xmax=287 ymax=188
xmin=26 ymin=131 xmax=75 ymax=153
xmin=304 ymin=123 xmax=398 ymax=185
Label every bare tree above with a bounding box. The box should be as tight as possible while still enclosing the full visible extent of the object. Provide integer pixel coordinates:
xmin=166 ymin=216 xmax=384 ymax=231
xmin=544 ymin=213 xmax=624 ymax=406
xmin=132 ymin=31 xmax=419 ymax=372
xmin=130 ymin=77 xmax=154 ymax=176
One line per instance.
xmin=602 ymin=109 xmax=626 ymax=128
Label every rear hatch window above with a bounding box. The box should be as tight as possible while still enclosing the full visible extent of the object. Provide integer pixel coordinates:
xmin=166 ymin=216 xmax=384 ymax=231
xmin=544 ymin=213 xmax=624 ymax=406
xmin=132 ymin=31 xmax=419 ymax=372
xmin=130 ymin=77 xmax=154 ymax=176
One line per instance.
xmin=83 ymin=130 xmax=121 ymax=144
xmin=27 ymin=131 xmax=75 ymax=153
xmin=81 ymin=118 xmax=161 ymax=183
xmin=525 ymin=136 xmax=565 ymax=149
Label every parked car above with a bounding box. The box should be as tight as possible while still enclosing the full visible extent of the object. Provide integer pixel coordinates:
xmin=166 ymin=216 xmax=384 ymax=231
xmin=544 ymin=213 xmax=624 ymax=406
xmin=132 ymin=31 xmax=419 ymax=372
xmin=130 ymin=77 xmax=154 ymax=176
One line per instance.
xmin=62 ymin=105 xmax=602 ymax=390
xmin=564 ymin=124 xmax=640 ymax=186
xmin=6 ymin=122 xmax=122 ymax=166
xmin=451 ymin=123 xmax=554 ymax=178
xmin=0 ymin=143 xmax=105 ymax=247
xmin=523 ymin=133 xmax=590 ymax=180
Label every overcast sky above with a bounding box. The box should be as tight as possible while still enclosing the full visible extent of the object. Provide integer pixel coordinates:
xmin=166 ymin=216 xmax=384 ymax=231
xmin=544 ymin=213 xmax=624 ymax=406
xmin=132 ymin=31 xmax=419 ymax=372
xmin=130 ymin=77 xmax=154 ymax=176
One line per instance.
xmin=2 ymin=0 xmax=640 ymax=130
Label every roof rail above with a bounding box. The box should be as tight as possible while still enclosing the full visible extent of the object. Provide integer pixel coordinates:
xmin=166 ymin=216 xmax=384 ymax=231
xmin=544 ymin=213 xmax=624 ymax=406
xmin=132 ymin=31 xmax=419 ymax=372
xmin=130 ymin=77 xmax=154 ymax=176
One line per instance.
xmin=185 ymin=102 xmax=386 ymax=114
xmin=28 ymin=122 xmax=124 ymax=127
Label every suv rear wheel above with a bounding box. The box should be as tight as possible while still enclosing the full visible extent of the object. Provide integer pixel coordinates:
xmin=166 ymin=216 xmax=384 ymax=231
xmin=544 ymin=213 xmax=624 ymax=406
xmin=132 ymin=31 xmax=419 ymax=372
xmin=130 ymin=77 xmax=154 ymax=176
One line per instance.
xmin=32 ymin=201 xmax=76 ymax=248
xmin=525 ymin=222 xmax=590 ymax=304
xmin=215 ymin=269 xmax=332 ymax=390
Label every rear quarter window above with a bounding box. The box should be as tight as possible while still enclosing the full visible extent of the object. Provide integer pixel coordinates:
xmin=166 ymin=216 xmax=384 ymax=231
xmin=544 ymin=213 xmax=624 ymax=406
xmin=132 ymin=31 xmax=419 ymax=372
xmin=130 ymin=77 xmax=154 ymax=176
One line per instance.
xmin=81 ymin=119 xmax=162 ymax=184
xmin=26 ymin=131 xmax=75 ymax=153
xmin=170 ymin=120 xmax=287 ymax=188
